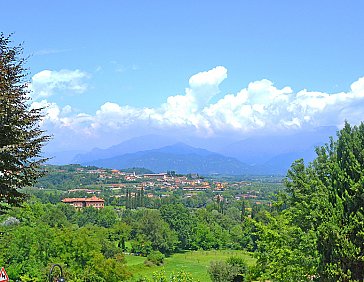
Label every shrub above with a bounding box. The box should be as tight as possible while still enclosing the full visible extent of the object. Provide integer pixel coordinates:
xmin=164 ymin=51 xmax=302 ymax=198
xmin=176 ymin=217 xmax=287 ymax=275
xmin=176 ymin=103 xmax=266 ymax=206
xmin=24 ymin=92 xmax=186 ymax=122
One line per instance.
xmin=146 ymin=251 xmax=165 ymax=266
xmin=208 ymin=256 xmax=248 ymax=282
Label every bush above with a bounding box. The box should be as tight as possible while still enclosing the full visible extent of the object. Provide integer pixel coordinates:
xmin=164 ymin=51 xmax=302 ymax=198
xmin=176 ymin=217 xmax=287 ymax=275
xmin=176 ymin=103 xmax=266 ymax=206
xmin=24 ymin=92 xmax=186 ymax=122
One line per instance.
xmin=138 ymin=270 xmax=196 ymax=282
xmin=146 ymin=251 xmax=165 ymax=266
xmin=208 ymin=256 xmax=248 ymax=282
xmin=227 ymin=256 xmax=248 ymax=282
xmin=208 ymin=261 xmax=233 ymax=282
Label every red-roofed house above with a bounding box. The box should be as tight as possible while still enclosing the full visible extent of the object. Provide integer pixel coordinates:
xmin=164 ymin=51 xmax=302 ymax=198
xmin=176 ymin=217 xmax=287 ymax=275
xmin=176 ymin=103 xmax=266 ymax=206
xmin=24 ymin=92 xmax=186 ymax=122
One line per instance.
xmin=62 ymin=195 xmax=105 ymax=209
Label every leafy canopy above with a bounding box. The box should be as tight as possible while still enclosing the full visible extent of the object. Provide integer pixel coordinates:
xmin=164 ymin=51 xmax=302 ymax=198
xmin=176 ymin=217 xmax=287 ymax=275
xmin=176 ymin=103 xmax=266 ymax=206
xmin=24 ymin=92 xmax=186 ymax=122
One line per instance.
xmin=256 ymin=121 xmax=364 ymax=281
xmin=0 ymin=33 xmax=50 ymax=212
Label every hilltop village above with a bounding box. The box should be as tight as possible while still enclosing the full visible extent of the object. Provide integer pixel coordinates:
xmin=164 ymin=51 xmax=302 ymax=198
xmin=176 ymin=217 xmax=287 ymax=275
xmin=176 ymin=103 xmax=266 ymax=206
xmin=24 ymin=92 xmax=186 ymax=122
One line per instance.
xmin=33 ymin=164 xmax=281 ymax=211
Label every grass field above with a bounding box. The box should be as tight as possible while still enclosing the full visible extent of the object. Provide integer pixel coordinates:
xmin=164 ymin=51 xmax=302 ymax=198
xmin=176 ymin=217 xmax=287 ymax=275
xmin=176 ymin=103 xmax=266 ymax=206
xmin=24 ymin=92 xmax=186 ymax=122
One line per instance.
xmin=125 ymin=250 xmax=256 ymax=281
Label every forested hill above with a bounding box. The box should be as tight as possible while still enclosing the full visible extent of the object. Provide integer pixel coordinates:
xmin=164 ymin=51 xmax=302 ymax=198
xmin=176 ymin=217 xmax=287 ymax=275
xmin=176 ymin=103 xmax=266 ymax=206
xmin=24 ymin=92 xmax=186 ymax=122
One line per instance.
xmin=34 ymin=164 xmax=153 ymax=190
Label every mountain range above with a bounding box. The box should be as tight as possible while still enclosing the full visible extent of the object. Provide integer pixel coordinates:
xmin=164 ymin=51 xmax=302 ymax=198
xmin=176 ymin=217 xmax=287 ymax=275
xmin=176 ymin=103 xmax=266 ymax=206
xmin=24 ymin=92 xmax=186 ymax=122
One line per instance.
xmin=50 ymin=126 xmax=338 ymax=176
xmin=80 ymin=142 xmax=251 ymax=175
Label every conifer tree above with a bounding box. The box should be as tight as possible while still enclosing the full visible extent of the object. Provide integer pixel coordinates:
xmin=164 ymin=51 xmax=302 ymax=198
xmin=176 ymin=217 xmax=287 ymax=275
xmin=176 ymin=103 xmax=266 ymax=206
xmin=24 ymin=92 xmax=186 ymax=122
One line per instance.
xmin=241 ymin=200 xmax=246 ymax=222
xmin=125 ymin=189 xmax=130 ymax=209
xmin=140 ymin=186 xmax=144 ymax=207
xmin=0 ymin=33 xmax=49 ymax=212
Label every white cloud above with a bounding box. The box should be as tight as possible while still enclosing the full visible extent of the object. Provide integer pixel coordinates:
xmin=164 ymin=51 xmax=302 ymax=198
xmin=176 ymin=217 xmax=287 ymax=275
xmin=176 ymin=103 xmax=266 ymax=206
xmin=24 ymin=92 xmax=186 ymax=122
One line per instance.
xmin=350 ymin=77 xmax=364 ymax=96
xmin=92 ymin=102 xmax=149 ymax=129
xmin=189 ymin=66 xmax=227 ymax=87
xmin=31 ymin=99 xmax=73 ymax=126
xmin=188 ymin=66 xmax=227 ymax=109
xmin=29 ymin=69 xmax=89 ymax=99
xmin=38 ymin=66 xmax=364 ymax=150
xmin=150 ymin=66 xmax=227 ymax=132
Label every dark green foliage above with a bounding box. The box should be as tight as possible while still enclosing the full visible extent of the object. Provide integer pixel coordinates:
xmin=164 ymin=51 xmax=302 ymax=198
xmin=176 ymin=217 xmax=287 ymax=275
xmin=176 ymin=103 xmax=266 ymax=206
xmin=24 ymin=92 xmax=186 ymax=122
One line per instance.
xmin=208 ymin=256 xmax=248 ymax=282
xmin=208 ymin=261 xmax=233 ymax=282
xmin=160 ymin=203 xmax=196 ymax=250
xmin=0 ymin=191 xmax=261 ymax=280
xmin=35 ymin=166 xmax=100 ymax=190
xmin=0 ymin=201 xmax=130 ymax=281
xmin=120 ymin=167 xmax=154 ymax=174
xmin=227 ymin=256 xmax=248 ymax=282
xmin=230 ymin=218 xmax=258 ymax=251
xmin=0 ymin=33 xmax=50 ymax=212
xmin=191 ymin=208 xmax=234 ymax=250
xmin=130 ymin=209 xmax=179 ymax=255
xmin=145 ymin=250 xmax=165 ymax=266
xmin=109 ymin=221 xmax=131 ymax=252
xmin=256 ymin=122 xmax=364 ymax=281
xmin=73 ymin=205 xmax=118 ymax=228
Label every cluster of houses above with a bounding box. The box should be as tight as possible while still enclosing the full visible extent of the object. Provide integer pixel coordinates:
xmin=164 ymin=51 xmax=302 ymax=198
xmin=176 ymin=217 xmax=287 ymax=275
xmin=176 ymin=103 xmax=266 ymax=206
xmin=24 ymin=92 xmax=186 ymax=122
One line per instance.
xmin=61 ymin=169 xmax=260 ymax=209
xmin=77 ymin=168 xmax=223 ymax=192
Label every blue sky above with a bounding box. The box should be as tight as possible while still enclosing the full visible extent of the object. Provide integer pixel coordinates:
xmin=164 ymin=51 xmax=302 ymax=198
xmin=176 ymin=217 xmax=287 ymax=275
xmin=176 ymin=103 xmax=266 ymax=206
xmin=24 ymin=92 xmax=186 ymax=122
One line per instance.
xmin=2 ymin=1 xmax=364 ymax=152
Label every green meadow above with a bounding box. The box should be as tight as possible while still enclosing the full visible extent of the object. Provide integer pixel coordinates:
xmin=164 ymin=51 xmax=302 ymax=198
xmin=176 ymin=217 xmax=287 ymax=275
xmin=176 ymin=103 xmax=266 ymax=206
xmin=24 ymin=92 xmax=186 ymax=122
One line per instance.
xmin=125 ymin=250 xmax=256 ymax=281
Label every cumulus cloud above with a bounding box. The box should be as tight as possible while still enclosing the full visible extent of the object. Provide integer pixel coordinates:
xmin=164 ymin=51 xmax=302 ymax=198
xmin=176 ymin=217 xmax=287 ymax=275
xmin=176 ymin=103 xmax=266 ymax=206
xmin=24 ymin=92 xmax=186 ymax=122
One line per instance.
xmin=29 ymin=69 xmax=89 ymax=99
xmin=150 ymin=66 xmax=227 ymax=132
xmin=92 ymin=102 xmax=152 ymax=129
xmin=30 ymin=100 xmax=74 ymax=127
xmin=37 ymin=66 xmax=364 ymax=151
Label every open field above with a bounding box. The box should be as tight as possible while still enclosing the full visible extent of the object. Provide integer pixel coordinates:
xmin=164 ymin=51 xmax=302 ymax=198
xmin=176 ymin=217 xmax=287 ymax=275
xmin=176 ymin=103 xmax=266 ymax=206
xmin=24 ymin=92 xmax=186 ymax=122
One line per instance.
xmin=125 ymin=250 xmax=256 ymax=281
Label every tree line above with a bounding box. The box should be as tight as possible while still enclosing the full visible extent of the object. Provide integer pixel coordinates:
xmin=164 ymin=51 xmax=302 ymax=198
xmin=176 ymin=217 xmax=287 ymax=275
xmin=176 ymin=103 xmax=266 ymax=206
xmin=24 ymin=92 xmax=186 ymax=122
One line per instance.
xmin=0 ymin=197 xmax=258 ymax=281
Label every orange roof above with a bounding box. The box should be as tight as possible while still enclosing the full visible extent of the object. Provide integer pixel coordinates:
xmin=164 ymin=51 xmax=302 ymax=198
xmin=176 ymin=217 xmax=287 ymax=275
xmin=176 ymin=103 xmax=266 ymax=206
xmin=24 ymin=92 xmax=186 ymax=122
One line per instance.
xmin=62 ymin=196 xmax=104 ymax=203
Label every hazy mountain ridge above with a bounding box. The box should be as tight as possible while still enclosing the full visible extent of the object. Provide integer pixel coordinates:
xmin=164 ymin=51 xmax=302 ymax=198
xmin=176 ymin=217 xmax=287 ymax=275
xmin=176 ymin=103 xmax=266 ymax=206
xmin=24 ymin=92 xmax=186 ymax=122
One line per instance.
xmin=81 ymin=143 xmax=252 ymax=175
xmin=72 ymin=134 xmax=179 ymax=164
xmin=219 ymin=126 xmax=337 ymax=165
xmin=50 ymin=126 xmax=339 ymax=175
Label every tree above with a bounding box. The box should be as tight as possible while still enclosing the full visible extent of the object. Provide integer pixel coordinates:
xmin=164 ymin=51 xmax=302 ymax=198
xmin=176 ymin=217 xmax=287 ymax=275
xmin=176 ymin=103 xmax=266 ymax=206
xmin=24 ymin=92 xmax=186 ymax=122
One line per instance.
xmin=0 ymin=33 xmax=49 ymax=212
xmin=132 ymin=209 xmax=179 ymax=254
xmin=110 ymin=221 xmax=131 ymax=252
xmin=160 ymin=203 xmax=196 ymax=250
xmin=257 ymin=122 xmax=364 ymax=281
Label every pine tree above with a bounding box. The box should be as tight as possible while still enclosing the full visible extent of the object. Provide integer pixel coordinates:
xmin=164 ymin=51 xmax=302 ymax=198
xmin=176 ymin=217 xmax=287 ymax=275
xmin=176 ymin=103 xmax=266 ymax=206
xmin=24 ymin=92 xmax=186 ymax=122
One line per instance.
xmin=0 ymin=33 xmax=50 ymax=212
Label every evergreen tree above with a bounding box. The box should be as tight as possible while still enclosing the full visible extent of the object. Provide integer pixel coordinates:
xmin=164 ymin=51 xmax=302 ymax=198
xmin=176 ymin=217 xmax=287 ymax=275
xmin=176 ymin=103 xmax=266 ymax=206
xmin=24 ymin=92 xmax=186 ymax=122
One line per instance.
xmin=257 ymin=122 xmax=364 ymax=281
xmin=125 ymin=189 xmax=130 ymax=209
xmin=140 ymin=186 xmax=144 ymax=207
xmin=131 ymin=193 xmax=136 ymax=209
xmin=241 ymin=200 xmax=246 ymax=222
xmin=137 ymin=189 xmax=142 ymax=208
xmin=0 ymin=33 xmax=49 ymax=212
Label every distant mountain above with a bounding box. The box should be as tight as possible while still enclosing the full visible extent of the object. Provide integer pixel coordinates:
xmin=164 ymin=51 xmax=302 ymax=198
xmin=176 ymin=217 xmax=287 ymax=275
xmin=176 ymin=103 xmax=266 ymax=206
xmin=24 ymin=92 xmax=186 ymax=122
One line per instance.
xmin=220 ymin=126 xmax=337 ymax=165
xmin=120 ymin=167 xmax=155 ymax=175
xmin=45 ymin=150 xmax=87 ymax=165
xmin=61 ymin=126 xmax=338 ymax=175
xmin=259 ymin=148 xmax=318 ymax=175
xmin=81 ymin=143 xmax=252 ymax=175
xmin=73 ymin=134 xmax=179 ymax=164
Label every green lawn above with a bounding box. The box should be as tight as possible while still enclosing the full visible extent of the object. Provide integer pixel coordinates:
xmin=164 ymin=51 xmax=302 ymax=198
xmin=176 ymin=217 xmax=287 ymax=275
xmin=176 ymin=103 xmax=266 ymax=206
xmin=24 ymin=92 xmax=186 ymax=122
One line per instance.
xmin=125 ymin=250 xmax=256 ymax=281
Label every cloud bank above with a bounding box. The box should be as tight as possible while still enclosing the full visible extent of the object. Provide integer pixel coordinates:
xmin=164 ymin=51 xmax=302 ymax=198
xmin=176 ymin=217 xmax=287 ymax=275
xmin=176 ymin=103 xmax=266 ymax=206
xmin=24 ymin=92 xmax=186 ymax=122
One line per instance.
xmin=29 ymin=66 xmax=364 ymax=150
